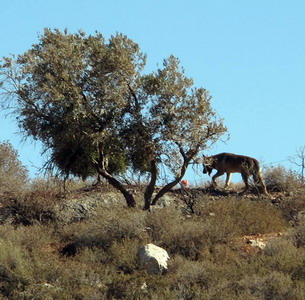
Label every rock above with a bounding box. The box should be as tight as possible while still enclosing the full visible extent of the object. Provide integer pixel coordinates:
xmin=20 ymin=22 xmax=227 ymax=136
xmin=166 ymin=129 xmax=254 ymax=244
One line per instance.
xmin=154 ymin=194 xmax=174 ymax=208
xmin=137 ymin=243 xmax=170 ymax=275
xmin=248 ymin=239 xmax=266 ymax=250
xmin=54 ymin=192 xmax=125 ymax=224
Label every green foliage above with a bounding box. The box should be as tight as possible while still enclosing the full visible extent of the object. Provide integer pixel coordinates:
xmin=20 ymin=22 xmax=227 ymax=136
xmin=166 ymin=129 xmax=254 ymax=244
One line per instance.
xmin=0 ymin=28 xmax=227 ymax=207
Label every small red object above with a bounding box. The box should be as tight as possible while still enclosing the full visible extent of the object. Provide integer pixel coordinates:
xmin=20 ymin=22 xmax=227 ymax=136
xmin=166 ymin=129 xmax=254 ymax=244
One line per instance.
xmin=181 ymin=179 xmax=188 ymax=186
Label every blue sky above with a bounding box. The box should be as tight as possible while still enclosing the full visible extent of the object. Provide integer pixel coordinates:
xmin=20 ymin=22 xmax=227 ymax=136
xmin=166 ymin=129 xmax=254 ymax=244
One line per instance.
xmin=1 ymin=0 xmax=305 ymax=183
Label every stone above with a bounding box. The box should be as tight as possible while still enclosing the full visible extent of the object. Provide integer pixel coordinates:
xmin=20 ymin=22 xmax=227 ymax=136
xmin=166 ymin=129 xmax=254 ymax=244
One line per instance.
xmin=137 ymin=243 xmax=170 ymax=275
xmin=248 ymin=239 xmax=266 ymax=250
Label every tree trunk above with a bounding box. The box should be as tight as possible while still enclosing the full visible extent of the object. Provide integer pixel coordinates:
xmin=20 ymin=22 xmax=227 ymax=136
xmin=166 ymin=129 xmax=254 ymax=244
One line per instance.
xmin=96 ymin=168 xmax=136 ymax=208
xmin=150 ymin=177 xmax=181 ymax=206
xmin=146 ymin=159 xmax=190 ymax=209
xmin=143 ymin=160 xmax=157 ymax=210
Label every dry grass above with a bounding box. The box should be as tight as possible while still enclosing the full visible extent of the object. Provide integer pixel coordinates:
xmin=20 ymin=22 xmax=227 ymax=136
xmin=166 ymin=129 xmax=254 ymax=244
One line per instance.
xmin=264 ymin=165 xmax=302 ymax=193
xmin=0 ymin=176 xmax=304 ymax=299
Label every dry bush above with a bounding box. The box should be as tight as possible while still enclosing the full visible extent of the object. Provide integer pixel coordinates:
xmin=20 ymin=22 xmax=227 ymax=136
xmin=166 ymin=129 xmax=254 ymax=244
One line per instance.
xmin=0 ymin=187 xmax=303 ymax=299
xmin=262 ymin=238 xmax=305 ymax=274
xmin=0 ymin=224 xmax=115 ymax=299
xmin=276 ymin=194 xmax=305 ymax=224
xmin=29 ymin=177 xmax=91 ymax=195
xmin=0 ymin=141 xmax=28 ymax=199
xmin=264 ymin=165 xmax=301 ymax=192
xmin=0 ymin=225 xmax=64 ymax=299
xmin=9 ymin=184 xmax=61 ymax=225
xmin=5 ymin=177 xmax=100 ymax=226
xmin=288 ymin=221 xmax=305 ymax=249
xmin=0 ymin=203 xmax=297 ymax=299
xmin=145 ymin=199 xmax=287 ymax=261
xmin=197 ymin=198 xmax=287 ymax=236
xmin=145 ymin=207 xmax=210 ymax=259
xmin=60 ymin=207 xmax=147 ymax=257
xmin=236 ymin=271 xmax=299 ymax=300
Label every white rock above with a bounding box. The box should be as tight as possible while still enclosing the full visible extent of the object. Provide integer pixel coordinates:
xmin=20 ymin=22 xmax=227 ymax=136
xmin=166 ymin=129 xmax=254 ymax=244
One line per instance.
xmin=137 ymin=243 xmax=170 ymax=275
xmin=249 ymin=239 xmax=266 ymax=250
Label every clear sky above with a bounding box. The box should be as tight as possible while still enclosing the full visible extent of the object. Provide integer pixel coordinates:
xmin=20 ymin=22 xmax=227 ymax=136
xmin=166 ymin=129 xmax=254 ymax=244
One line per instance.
xmin=1 ymin=0 xmax=305 ymax=183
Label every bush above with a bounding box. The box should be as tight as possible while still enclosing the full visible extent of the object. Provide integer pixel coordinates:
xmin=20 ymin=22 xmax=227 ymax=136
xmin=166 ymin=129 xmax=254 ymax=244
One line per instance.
xmin=145 ymin=207 xmax=210 ymax=259
xmin=277 ymin=193 xmax=305 ymax=224
xmin=60 ymin=207 xmax=147 ymax=256
xmin=264 ymin=165 xmax=301 ymax=192
xmin=0 ymin=182 xmax=303 ymax=299
xmin=288 ymin=221 xmax=305 ymax=248
xmin=262 ymin=238 xmax=305 ymax=274
xmin=0 ymin=141 xmax=28 ymax=198
xmin=236 ymin=271 xmax=298 ymax=299
xmin=197 ymin=198 xmax=287 ymax=236
xmin=144 ymin=199 xmax=287 ymax=261
xmin=0 ymin=225 xmax=63 ymax=298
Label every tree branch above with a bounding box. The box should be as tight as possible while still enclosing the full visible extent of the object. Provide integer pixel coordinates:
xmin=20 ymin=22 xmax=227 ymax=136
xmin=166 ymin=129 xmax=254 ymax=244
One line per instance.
xmin=94 ymin=145 xmax=136 ymax=207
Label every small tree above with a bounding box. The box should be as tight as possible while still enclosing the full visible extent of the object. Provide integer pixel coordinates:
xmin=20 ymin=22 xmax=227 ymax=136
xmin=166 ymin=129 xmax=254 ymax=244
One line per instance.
xmin=0 ymin=141 xmax=28 ymax=196
xmin=0 ymin=29 xmax=227 ymax=209
xmin=289 ymin=146 xmax=305 ymax=183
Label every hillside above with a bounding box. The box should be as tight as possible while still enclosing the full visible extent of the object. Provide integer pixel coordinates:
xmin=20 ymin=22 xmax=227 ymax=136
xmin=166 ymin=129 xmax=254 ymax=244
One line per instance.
xmin=0 ymin=181 xmax=305 ymax=299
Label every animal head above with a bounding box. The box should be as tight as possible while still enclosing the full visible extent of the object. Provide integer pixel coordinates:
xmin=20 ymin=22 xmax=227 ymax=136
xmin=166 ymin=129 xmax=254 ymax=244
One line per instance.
xmin=202 ymin=155 xmax=214 ymax=176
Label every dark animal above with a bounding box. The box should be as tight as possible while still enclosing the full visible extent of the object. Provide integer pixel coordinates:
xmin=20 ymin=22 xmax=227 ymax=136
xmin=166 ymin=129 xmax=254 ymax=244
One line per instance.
xmin=203 ymin=152 xmax=268 ymax=194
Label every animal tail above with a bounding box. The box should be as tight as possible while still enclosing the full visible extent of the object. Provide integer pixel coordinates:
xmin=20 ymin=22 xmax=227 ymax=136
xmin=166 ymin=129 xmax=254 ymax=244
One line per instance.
xmin=252 ymin=159 xmax=263 ymax=183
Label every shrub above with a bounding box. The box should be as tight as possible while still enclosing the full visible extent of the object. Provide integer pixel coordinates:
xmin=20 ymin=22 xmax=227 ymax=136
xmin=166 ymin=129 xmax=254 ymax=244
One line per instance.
xmin=236 ymin=271 xmax=297 ymax=299
xmin=0 ymin=184 xmax=302 ymax=298
xmin=145 ymin=207 xmax=209 ymax=259
xmin=264 ymin=165 xmax=301 ymax=192
xmin=262 ymin=238 xmax=304 ymax=274
xmin=60 ymin=207 xmax=147 ymax=256
xmin=145 ymin=199 xmax=287 ymax=260
xmin=276 ymin=193 xmax=305 ymax=224
xmin=0 ymin=141 xmax=28 ymax=199
xmin=197 ymin=198 xmax=287 ymax=236
xmin=0 ymin=225 xmax=64 ymax=298
xmin=288 ymin=221 xmax=305 ymax=248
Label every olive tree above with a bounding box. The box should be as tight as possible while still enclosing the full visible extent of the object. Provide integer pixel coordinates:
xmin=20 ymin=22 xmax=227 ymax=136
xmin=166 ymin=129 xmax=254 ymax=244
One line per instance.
xmin=0 ymin=29 xmax=227 ymax=209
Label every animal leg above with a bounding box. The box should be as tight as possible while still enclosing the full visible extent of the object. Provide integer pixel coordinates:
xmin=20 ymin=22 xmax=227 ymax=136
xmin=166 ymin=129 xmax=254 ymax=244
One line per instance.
xmin=212 ymin=171 xmax=224 ymax=188
xmin=253 ymin=173 xmax=269 ymax=195
xmin=224 ymin=173 xmax=232 ymax=188
xmin=241 ymin=173 xmax=249 ymax=193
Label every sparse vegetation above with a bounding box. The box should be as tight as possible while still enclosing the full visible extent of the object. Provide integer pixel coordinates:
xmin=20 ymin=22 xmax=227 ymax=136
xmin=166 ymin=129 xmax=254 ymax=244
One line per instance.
xmin=0 ymin=170 xmax=301 ymax=299
xmin=0 ymin=27 xmax=305 ymax=299
xmin=0 ymin=141 xmax=28 ymax=199
xmin=264 ymin=165 xmax=301 ymax=193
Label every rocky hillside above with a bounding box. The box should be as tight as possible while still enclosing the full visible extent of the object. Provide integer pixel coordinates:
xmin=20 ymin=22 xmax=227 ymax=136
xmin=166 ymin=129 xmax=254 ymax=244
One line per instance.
xmin=0 ymin=183 xmax=305 ymax=299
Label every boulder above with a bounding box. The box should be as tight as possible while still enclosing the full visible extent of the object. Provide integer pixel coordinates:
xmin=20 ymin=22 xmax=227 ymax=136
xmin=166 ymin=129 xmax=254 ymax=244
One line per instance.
xmin=137 ymin=243 xmax=170 ymax=275
xmin=248 ymin=239 xmax=267 ymax=250
xmin=54 ymin=191 xmax=125 ymax=224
